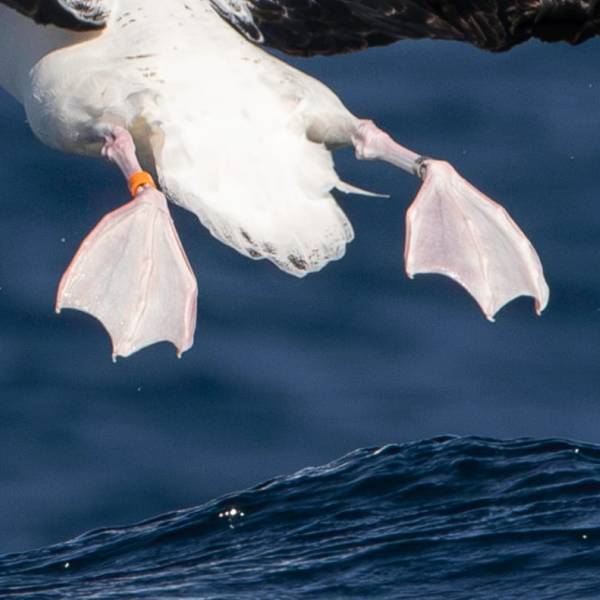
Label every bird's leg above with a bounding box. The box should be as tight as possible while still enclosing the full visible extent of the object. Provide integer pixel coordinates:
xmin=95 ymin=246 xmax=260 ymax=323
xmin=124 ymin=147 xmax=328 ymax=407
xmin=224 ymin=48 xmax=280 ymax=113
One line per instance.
xmin=351 ymin=119 xmax=549 ymax=320
xmin=100 ymin=126 xmax=147 ymax=182
xmin=352 ymin=120 xmax=422 ymax=175
xmin=56 ymin=126 xmax=198 ymax=360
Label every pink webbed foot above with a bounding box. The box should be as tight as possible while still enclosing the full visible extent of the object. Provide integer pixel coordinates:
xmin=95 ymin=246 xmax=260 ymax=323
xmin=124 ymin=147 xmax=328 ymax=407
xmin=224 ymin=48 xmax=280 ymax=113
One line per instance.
xmin=56 ymin=187 xmax=198 ymax=359
xmin=352 ymin=120 xmax=549 ymax=320
xmin=57 ymin=126 xmax=198 ymax=359
xmin=405 ymin=160 xmax=549 ymax=320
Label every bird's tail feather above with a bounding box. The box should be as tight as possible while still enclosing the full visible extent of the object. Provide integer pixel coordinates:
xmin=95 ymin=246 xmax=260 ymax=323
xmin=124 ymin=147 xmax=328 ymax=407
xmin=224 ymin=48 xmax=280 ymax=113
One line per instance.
xmin=154 ymin=115 xmax=357 ymax=277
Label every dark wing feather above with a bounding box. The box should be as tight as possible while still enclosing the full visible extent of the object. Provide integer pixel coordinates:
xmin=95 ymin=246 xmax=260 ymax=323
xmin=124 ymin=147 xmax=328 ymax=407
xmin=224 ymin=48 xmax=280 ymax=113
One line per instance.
xmin=210 ymin=0 xmax=600 ymax=56
xmin=0 ymin=0 xmax=109 ymax=30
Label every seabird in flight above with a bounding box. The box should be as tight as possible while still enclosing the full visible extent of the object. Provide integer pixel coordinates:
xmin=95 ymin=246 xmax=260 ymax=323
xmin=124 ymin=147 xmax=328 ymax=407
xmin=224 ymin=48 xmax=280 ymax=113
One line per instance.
xmin=2 ymin=0 xmax=588 ymax=358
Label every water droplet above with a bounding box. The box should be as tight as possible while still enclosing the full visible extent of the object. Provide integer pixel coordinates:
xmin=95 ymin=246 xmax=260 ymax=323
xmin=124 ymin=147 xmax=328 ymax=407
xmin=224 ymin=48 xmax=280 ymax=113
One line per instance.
xmin=219 ymin=507 xmax=244 ymax=521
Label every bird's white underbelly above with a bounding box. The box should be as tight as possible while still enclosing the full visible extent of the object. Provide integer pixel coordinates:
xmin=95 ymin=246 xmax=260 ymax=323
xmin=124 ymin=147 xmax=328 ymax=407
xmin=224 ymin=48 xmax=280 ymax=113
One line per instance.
xmin=20 ymin=0 xmax=351 ymax=158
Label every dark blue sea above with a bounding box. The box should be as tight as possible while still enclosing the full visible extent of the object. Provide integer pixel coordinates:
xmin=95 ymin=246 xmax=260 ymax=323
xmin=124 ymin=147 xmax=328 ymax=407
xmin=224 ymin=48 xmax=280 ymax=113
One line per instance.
xmin=1 ymin=437 xmax=600 ymax=599
xmin=1 ymin=32 xmax=600 ymax=598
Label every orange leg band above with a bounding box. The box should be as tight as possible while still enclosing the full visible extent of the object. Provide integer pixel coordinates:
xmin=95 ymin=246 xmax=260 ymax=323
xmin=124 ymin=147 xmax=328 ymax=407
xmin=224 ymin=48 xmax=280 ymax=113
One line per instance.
xmin=129 ymin=171 xmax=156 ymax=197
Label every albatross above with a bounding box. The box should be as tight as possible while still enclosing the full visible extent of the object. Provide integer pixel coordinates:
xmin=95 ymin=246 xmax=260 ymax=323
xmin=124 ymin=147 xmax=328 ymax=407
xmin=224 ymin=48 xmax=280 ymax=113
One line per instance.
xmin=3 ymin=0 xmax=588 ymax=359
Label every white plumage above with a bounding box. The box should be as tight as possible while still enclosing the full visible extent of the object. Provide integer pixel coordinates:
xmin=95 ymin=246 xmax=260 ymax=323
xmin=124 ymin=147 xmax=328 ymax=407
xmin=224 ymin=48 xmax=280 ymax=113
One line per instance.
xmin=3 ymin=0 xmax=360 ymax=274
xmin=0 ymin=0 xmax=549 ymax=357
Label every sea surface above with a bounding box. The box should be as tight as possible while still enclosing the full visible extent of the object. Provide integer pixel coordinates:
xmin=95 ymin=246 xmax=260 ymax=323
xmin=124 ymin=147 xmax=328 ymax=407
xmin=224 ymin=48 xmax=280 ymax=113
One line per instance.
xmin=1 ymin=21 xmax=600 ymax=597
xmin=2 ymin=437 xmax=600 ymax=599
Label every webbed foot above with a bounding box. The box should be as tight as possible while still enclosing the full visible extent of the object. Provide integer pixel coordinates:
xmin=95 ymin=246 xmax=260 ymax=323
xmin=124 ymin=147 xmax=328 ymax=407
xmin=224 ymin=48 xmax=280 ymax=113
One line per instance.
xmin=405 ymin=159 xmax=549 ymax=320
xmin=57 ymin=126 xmax=198 ymax=359
xmin=56 ymin=187 xmax=197 ymax=359
xmin=352 ymin=120 xmax=549 ymax=319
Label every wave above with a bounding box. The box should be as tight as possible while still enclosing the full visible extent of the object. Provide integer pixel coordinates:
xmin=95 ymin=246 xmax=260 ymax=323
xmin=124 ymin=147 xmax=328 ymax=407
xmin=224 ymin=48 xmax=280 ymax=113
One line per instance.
xmin=2 ymin=436 xmax=600 ymax=599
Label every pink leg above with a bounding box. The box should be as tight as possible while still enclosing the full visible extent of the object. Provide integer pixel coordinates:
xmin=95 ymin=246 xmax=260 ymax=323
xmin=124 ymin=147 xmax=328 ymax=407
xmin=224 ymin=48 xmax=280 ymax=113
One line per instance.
xmin=352 ymin=120 xmax=422 ymax=175
xmin=351 ymin=119 xmax=549 ymax=320
xmin=101 ymin=126 xmax=152 ymax=190
xmin=56 ymin=127 xmax=198 ymax=359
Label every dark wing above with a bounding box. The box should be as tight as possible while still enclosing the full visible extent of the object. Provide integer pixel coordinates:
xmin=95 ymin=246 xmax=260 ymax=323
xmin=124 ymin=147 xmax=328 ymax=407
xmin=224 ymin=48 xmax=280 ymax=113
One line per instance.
xmin=0 ymin=0 xmax=109 ymax=30
xmin=210 ymin=0 xmax=600 ymax=56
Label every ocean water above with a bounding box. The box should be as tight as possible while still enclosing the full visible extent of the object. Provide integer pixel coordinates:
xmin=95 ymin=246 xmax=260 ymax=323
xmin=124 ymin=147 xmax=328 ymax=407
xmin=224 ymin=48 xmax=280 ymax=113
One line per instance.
xmin=1 ymin=24 xmax=600 ymax=595
xmin=2 ymin=437 xmax=600 ymax=599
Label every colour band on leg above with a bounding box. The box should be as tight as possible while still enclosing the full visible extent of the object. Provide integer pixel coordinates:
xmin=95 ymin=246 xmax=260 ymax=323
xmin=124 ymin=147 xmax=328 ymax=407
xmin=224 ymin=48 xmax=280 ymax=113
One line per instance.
xmin=129 ymin=171 xmax=156 ymax=197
